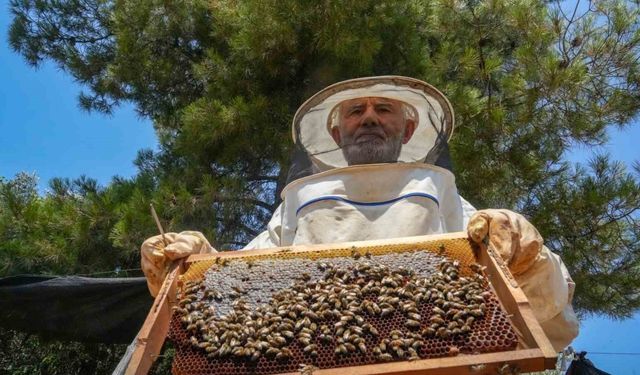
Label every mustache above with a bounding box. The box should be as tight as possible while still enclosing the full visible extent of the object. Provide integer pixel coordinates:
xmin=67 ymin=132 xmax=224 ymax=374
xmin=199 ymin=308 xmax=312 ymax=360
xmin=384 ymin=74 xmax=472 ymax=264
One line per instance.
xmin=311 ymin=131 xmax=402 ymax=157
xmin=353 ymin=128 xmax=387 ymax=143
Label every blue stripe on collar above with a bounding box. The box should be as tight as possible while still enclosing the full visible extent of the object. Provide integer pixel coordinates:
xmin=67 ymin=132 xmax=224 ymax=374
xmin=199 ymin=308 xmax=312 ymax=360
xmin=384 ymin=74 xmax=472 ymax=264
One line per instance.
xmin=296 ymin=192 xmax=439 ymax=216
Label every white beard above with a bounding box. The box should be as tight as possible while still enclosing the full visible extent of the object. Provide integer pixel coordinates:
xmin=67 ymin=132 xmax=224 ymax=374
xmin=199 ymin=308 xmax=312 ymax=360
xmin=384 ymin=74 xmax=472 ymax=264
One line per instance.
xmin=341 ymin=133 xmax=403 ymax=165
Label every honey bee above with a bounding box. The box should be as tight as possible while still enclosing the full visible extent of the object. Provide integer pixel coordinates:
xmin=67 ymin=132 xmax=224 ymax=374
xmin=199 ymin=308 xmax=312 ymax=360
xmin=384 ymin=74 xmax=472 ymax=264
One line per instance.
xmin=379 ymin=341 xmax=388 ymax=352
xmin=351 ymin=247 xmax=361 ymax=259
xmin=407 ymin=348 xmax=419 ymax=361
xmin=303 ymin=344 xmax=317 ymax=354
xmin=381 ymin=307 xmax=395 ymax=317
xmin=299 ymin=364 xmax=318 ymax=375
xmin=357 ymin=342 xmax=367 ymax=353
xmin=405 ymin=319 xmax=421 ymax=329
xmin=421 ymin=327 xmax=436 ymax=337
xmin=275 ymin=348 xmax=292 ymax=360
xmin=437 ymin=327 xmax=450 ymax=338
xmin=407 ymin=312 xmax=421 ymax=321
xmin=470 ymin=263 xmax=486 ymax=273
xmin=411 ymin=340 xmax=424 ymax=350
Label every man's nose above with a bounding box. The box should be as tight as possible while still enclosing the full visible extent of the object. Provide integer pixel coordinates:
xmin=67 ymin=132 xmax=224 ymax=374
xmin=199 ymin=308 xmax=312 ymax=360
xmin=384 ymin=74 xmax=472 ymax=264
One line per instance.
xmin=360 ymin=107 xmax=380 ymax=127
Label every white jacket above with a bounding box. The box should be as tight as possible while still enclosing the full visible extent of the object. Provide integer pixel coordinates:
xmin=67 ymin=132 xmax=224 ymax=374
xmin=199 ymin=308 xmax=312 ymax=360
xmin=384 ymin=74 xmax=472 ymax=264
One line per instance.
xmin=244 ymin=163 xmax=578 ymax=351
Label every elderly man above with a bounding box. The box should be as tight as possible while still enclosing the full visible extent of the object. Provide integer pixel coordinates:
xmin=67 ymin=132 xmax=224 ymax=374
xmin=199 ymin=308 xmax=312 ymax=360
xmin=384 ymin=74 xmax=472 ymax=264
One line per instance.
xmin=141 ymin=76 xmax=578 ymax=351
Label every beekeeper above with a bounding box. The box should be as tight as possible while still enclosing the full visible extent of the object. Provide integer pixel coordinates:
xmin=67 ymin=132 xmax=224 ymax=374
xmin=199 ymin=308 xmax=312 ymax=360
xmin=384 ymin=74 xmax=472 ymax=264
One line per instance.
xmin=141 ymin=76 xmax=579 ymax=350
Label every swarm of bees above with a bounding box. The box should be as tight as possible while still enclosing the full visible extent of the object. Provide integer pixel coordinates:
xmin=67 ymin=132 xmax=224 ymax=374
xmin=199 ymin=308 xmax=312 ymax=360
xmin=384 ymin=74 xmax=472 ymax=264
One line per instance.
xmin=174 ymin=254 xmax=496 ymax=366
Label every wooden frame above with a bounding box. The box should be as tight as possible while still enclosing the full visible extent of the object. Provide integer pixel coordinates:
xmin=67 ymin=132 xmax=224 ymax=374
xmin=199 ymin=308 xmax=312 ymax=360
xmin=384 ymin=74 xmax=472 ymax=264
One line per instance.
xmin=125 ymin=261 xmax=184 ymax=375
xmin=126 ymin=232 xmax=558 ymax=375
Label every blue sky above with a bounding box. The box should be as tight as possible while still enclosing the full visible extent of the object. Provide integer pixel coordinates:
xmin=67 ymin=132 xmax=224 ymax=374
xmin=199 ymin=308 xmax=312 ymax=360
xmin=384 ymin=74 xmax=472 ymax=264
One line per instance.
xmin=0 ymin=10 xmax=157 ymax=192
xmin=1 ymin=5 xmax=639 ymax=374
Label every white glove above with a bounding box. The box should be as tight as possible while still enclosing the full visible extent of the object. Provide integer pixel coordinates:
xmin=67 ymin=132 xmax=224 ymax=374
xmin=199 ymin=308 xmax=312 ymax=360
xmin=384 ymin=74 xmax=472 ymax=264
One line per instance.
xmin=467 ymin=209 xmax=579 ymax=351
xmin=467 ymin=209 xmax=542 ymax=275
xmin=140 ymin=231 xmax=216 ymax=297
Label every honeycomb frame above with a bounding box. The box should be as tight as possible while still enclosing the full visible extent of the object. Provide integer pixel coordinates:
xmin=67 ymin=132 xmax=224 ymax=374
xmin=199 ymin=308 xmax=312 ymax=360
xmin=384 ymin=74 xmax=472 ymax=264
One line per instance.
xmin=128 ymin=232 xmax=558 ymax=375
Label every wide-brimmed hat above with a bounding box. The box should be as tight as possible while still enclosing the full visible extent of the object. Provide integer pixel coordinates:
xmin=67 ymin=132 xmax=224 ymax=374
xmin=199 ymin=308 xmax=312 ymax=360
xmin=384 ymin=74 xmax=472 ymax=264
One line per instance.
xmin=292 ymin=76 xmax=455 ymax=171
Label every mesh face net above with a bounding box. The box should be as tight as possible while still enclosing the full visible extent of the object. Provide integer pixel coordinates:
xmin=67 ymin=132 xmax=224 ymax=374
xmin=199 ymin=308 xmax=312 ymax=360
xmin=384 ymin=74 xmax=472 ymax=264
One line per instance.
xmin=168 ymin=237 xmax=519 ymax=375
xmin=291 ymin=76 xmax=455 ymax=174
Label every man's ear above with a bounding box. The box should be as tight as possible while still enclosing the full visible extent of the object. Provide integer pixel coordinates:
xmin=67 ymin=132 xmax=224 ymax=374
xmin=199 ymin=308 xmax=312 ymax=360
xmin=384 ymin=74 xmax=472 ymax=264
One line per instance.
xmin=402 ymin=119 xmax=416 ymax=144
xmin=331 ymin=127 xmax=342 ymax=145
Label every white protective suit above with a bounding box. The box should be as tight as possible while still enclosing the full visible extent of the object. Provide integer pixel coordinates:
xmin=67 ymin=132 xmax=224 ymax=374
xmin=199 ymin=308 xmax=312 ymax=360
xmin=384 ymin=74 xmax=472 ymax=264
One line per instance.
xmin=242 ymin=76 xmax=578 ymax=351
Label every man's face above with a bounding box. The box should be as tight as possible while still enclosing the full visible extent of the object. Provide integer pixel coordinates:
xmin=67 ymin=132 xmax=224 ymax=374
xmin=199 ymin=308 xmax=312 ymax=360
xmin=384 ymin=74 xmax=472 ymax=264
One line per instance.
xmin=331 ymin=97 xmax=416 ymax=165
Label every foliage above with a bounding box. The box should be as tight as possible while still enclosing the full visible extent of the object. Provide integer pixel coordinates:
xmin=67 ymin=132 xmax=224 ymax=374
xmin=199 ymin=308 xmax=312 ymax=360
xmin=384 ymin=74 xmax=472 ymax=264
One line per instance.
xmin=0 ymin=327 xmax=172 ymax=375
xmin=3 ymin=0 xmax=640 ymax=373
xmin=526 ymin=156 xmax=640 ymax=317
xmin=0 ymin=328 xmax=127 ymax=375
xmin=0 ymin=172 xmax=150 ymax=276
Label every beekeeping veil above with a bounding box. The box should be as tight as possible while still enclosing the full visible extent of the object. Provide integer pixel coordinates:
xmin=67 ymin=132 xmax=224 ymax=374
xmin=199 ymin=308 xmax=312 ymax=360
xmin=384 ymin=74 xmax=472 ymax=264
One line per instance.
xmin=287 ymin=76 xmax=455 ymax=183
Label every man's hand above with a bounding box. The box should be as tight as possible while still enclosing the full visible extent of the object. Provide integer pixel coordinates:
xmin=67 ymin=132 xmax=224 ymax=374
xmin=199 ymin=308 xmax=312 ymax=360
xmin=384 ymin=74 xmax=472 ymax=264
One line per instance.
xmin=467 ymin=209 xmax=579 ymax=350
xmin=467 ymin=209 xmax=542 ymax=276
xmin=141 ymin=231 xmax=216 ymax=297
